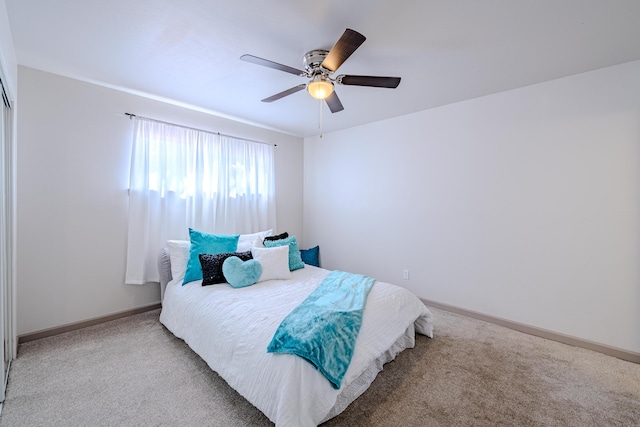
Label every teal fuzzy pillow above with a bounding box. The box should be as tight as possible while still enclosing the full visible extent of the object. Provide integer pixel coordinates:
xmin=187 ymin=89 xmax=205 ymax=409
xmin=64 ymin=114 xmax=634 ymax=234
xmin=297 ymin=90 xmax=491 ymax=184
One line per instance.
xmin=300 ymin=245 xmax=320 ymax=267
xmin=263 ymin=235 xmax=305 ymax=271
xmin=183 ymin=228 xmax=240 ymax=285
xmin=222 ymin=257 xmax=262 ymax=288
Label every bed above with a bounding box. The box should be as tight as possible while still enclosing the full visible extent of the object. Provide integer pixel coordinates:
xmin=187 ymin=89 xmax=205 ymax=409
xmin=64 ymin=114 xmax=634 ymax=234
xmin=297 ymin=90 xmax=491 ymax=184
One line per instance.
xmin=157 ymin=246 xmax=433 ymax=426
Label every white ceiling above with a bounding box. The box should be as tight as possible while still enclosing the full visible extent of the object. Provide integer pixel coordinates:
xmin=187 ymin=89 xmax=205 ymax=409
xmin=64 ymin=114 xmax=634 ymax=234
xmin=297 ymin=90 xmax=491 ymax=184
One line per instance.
xmin=6 ymin=0 xmax=640 ymax=137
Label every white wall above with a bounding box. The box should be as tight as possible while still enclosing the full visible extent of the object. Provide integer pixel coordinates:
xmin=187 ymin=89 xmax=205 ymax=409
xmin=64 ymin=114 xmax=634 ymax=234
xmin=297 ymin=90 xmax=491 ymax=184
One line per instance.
xmin=304 ymin=60 xmax=640 ymax=354
xmin=16 ymin=66 xmax=303 ymax=335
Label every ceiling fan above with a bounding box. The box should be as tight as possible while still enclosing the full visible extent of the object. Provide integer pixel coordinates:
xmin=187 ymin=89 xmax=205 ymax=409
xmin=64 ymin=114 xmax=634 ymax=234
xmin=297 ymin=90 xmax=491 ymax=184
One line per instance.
xmin=240 ymin=28 xmax=401 ymax=113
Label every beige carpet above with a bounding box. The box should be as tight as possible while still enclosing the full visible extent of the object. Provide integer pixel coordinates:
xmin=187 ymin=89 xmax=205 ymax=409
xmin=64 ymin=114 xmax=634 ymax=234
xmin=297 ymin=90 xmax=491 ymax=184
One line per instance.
xmin=1 ymin=307 xmax=639 ymax=426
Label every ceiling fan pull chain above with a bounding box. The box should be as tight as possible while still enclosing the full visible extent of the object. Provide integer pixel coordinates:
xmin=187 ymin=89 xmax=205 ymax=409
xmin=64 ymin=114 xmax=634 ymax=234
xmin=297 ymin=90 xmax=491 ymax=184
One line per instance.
xmin=319 ymin=99 xmax=323 ymax=138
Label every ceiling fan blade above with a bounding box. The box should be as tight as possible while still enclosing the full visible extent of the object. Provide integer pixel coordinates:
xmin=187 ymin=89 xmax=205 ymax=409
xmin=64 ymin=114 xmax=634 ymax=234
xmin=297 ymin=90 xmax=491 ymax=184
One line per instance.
xmin=261 ymin=84 xmax=306 ymax=102
xmin=240 ymin=54 xmax=306 ymax=76
xmin=321 ymin=29 xmax=366 ymax=72
xmin=337 ymin=75 xmax=401 ymax=88
xmin=325 ymin=91 xmax=344 ymax=113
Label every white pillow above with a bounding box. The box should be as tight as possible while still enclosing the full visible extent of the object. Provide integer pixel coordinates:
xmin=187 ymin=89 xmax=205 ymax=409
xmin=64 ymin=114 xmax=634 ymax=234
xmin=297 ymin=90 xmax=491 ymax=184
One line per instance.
xmin=237 ymin=229 xmax=273 ymax=252
xmin=252 ymin=237 xmax=265 ymax=248
xmin=167 ymin=240 xmax=190 ymax=283
xmin=251 ymin=246 xmax=291 ymax=282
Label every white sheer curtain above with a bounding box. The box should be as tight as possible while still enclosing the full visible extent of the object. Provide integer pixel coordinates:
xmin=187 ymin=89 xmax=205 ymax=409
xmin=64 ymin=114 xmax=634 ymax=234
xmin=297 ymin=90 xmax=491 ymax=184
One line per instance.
xmin=125 ymin=117 xmax=276 ymax=284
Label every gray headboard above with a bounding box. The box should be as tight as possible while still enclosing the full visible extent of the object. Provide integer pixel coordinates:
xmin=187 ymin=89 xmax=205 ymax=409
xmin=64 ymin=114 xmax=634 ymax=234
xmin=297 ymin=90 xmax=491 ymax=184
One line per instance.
xmin=157 ymin=248 xmax=173 ymax=303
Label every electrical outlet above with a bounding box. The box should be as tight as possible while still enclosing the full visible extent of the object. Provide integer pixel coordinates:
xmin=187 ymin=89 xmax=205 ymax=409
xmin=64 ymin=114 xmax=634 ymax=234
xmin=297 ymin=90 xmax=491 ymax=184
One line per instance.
xmin=402 ymin=269 xmax=410 ymax=280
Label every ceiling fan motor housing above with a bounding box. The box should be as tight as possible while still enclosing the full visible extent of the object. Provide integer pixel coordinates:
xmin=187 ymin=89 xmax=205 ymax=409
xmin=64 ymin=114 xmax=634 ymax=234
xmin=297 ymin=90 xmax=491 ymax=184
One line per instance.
xmin=304 ymin=50 xmax=330 ymax=75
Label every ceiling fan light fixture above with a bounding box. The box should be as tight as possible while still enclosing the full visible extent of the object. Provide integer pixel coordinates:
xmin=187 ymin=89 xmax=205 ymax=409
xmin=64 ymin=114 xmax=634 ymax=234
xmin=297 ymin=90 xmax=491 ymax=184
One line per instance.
xmin=307 ymin=76 xmax=333 ymax=100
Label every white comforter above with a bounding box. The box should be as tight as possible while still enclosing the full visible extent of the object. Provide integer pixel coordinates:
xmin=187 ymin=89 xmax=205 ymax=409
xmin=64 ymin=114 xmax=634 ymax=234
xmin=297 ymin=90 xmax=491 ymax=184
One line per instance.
xmin=159 ymin=265 xmax=433 ymax=426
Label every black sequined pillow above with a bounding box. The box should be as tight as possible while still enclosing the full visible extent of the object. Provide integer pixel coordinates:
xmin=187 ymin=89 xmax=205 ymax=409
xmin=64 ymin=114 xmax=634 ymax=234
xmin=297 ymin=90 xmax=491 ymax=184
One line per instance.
xmin=263 ymin=231 xmax=289 ymax=243
xmin=199 ymin=251 xmax=253 ymax=286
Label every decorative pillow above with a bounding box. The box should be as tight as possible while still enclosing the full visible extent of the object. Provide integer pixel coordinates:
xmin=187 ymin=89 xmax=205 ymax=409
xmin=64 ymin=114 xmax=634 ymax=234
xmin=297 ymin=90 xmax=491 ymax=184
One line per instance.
xmin=263 ymin=235 xmax=305 ymax=271
xmin=167 ymin=240 xmax=190 ymax=283
xmin=250 ymin=246 xmax=291 ymax=282
xmin=300 ymin=245 xmax=320 ymax=267
xmin=263 ymin=232 xmax=288 ymax=242
xmin=252 ymin=237 xmax=266 ymax=249
xmin=199 ymin=251 xmax=252 ymax=286
xmin=222 ymin=257 xmax=263 ymax=288
xmin=237 ymin=229 xmax=273 ymax=252
xmin=183 ymin=229 xmax=240 ymax=285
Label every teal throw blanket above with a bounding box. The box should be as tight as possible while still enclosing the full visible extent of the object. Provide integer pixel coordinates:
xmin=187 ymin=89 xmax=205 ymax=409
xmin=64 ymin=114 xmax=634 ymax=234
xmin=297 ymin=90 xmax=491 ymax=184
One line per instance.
xmin=267 ymin=270 xmax=375 ymax=389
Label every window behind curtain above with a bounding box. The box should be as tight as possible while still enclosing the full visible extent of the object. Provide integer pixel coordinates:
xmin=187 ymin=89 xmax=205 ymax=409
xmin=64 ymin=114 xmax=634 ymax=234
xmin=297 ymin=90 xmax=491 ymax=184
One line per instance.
xmin=125 ymin=117 xmax=276 ymax=285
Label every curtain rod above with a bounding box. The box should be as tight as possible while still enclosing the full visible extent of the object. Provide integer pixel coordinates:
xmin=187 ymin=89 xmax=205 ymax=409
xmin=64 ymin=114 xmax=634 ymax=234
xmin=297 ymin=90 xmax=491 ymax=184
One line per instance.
xmin=124 ymin=113 xmax=276 ymax=147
